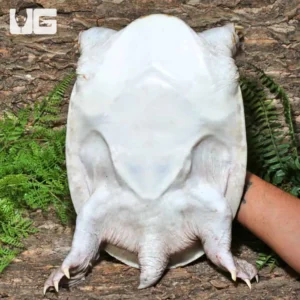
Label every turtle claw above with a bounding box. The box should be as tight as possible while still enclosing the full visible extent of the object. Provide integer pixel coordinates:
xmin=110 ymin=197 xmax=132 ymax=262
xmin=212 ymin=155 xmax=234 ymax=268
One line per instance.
xmin=62 ymin=267 xmax=70 ymax=279
xmin=243 ymin=278 xmax=252 ymax=290
xmin=234 ymin=258 xmax=258 ymax=289
xmin=234 ymin=24 xmax=244 ymax=39
xmin=54 ymin=280 xmax=60 ymax=293
xmin=43 ymin=267 xmax=66 ymax=295
xmin=43 ymin=285 xmax=49 ymax=296
xmin=230 ymin=269 xmax=237 ymax=282
xmin=234 ymin=24 xmax=244 ymax=31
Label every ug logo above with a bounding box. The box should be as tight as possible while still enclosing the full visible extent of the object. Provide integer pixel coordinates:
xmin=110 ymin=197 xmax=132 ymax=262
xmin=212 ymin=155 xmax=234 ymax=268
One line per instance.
xmin=10 ymin=8 xmax=57 ymax=35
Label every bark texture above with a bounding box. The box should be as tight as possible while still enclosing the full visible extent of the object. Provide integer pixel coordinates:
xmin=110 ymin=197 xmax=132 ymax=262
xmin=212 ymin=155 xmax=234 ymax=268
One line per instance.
xmin=0 ymin=0 xmax=300 ymax=299
xmin=0 ymin=0 xmax=299 ymax=133
xmin=0 ymin=211 xmax=300 ymax=299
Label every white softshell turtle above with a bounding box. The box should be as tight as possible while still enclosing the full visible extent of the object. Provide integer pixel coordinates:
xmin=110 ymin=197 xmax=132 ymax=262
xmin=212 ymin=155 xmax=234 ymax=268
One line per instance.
xmin=44 ymin=14 xmax=258 ymax=294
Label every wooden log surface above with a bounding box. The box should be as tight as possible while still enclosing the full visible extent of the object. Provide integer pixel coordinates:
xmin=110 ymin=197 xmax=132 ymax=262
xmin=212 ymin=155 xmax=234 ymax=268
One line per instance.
xmin=0 ymin=210 xmax=300 ymax=299
xmin=0 ymin=0 xmax=300 ymax=299
xmin=0 ymin=0 xmax=299 ymax=142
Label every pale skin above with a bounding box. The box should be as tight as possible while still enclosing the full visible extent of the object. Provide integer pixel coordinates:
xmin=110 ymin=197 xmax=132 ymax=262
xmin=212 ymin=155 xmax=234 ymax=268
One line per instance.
xmin=44 ymin=15 xmax=258 ymax=294
xmin=44 ymin=171 xmax=300 ymax=293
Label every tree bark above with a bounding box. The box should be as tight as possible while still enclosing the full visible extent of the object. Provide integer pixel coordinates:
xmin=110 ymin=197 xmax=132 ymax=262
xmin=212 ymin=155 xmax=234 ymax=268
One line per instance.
xmin=0 ymin=210 xmax=299 ymax=299
xmin=0 ymin=1 xmax=300 ymax=299
xmin=0 ymin=1 xmax=299 ymax=141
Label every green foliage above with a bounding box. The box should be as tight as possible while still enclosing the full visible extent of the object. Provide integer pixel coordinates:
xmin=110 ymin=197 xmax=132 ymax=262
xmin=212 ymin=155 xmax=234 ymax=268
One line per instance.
xmin=0 ymin=73 xmax=75 ymax=272
xmin=0 ymin=66 xmax=298 ymax=274
xmin=241 ymin=65 xmax=300 ymax=270
xmin=241 ymin=66 xmax=300 ymax=196
xmin=256 ymin=252 xmax=279 ymax=271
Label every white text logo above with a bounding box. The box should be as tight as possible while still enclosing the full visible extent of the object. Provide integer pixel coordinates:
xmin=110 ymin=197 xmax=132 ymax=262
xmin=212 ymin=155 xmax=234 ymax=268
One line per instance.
xmin=10 ymin=8 xmax=57 ymax=35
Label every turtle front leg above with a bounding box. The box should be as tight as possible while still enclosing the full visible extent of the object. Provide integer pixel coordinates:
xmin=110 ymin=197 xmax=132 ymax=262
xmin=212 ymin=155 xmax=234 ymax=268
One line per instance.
xmin=198 ymin=23 xmax=243 ymax=57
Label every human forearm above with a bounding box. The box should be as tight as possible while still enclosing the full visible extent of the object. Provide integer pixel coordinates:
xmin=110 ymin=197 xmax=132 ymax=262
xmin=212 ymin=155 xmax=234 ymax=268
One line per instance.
xmin=237 ymin=172 xmax=300 ymax=273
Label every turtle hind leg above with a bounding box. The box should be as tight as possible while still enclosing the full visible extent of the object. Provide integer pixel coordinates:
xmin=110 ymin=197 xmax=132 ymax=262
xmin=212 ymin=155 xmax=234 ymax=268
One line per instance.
xmin=189 ymin=185 xmax=258 ymax=289
xmin=43 ymin=220 xmax=101 ymax=294
xmin=43 ymin=190 xmax=105 ymax=295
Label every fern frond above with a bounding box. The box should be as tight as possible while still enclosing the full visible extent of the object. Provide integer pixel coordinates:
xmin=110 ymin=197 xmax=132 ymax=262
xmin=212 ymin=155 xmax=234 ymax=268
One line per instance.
xmin=0 ymin=247 xmax=19 ymax=272
xmin=0 ymin=73 xmax=75 ymax=272
xmin=241 ymin=78 xmax=291 ymax=184
xmin=33 ymin=73 xmax=75 ymax=126
xmin=250 ymin=64 xmax=298 ymax=159
xmin=256 ymin=252 xmax=280 ymax=271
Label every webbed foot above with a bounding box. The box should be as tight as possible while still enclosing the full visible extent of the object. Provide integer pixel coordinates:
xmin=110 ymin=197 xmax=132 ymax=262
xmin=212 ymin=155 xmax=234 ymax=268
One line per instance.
xmin=44 ymin=209 xmax=101 ymax=294
xmin=234 ymin=257 xmax=258 ymax=289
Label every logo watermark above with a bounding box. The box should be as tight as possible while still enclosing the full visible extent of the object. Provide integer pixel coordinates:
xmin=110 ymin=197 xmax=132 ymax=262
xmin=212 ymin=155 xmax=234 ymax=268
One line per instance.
xmin=10 ymin=8 xmax=57 ymax=35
